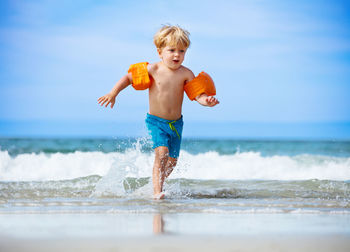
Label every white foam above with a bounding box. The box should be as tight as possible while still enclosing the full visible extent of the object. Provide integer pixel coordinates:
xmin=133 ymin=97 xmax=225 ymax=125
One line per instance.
xmin=0 ymin=151 xmax=111 ymax=181
xmin=176 ymin=151 xmax=350 ymax=181
xmin=0 ymin=150 xmax=153 ymax=181
xmin=1 ymin=150 xmax=350 ymax=181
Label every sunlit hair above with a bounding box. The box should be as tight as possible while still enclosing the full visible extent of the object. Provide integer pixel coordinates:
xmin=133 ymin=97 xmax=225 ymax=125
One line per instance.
xmin=154 ymin=25 xmax=190 ymax=50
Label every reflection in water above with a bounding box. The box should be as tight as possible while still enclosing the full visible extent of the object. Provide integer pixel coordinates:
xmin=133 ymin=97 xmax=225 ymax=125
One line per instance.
xmin=153 ymin=213 xmax=164 ymax=234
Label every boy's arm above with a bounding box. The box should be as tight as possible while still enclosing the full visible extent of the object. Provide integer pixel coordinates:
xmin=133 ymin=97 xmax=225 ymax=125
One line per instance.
xmin=195 ymin=93 xmax=220 ymax=107
xmin=184 ymin=69 xmax=219 ymax=107
xmin=98 ymin=73 xmax=132 ymax=108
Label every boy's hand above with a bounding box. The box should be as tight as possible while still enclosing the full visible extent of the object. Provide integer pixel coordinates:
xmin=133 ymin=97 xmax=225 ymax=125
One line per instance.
xmin=205 ymin=96 xmax=220 ymax=107
xmin=196 ymin=94 xmax=220 ymax=107
xmin=98 ymin=93 xmax=116 ymax=108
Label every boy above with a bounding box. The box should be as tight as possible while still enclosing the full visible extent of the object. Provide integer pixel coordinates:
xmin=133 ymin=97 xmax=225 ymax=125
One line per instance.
xmin=98 ymin=25 xmax=219 ymax=199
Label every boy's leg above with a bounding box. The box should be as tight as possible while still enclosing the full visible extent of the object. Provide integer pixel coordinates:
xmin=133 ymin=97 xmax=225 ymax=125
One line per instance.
xmin=164 ymin=157 xmax=177 ymax=178
xmin=153 ymin=146 xmax=169 ymax=198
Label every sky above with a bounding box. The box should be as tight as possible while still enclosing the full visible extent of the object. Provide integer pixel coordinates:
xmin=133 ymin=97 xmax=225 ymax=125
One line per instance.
xmin=0 ymin=0 xmax=350 ymax=138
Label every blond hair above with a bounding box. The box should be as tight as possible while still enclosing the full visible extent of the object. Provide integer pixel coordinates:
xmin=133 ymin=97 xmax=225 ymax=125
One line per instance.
xmin=154 ymin=25 xmax=190 ymax=50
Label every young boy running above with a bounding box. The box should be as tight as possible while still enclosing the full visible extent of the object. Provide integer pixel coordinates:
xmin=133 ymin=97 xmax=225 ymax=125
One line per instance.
xmin=98 ymin=25 xmax=219 ymax=199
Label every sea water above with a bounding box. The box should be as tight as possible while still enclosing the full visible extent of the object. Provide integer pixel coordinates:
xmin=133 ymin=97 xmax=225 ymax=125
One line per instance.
xmin=0 ymin=138 xmax=350 ymax=237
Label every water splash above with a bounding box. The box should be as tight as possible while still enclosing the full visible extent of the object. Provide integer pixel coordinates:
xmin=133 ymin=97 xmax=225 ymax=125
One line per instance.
xmin=92 ymin=137 xmax=153 ymax=197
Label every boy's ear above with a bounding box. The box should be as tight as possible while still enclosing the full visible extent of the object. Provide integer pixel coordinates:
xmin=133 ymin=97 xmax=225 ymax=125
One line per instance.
xmin=157 ymin=48 xmax=162 ymax=57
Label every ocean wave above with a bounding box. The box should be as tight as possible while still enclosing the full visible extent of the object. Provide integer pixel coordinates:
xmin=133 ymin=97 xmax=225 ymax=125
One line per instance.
xmin=0 ymin=150 xmax=350 ymax=182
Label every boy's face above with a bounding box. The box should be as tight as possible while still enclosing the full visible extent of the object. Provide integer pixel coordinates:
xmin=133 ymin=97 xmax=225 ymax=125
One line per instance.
xmin=157 ymin=44 xmax=187 ymax=70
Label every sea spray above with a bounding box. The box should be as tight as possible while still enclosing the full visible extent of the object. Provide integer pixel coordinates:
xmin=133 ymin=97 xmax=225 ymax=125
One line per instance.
xmin=93 ymin=160 xmax=132 ymax=197
xmin=93 ymin=137 xmax=154 ymax=197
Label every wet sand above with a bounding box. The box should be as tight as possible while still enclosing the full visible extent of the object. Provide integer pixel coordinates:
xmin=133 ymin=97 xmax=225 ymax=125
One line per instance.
xmin=1 ymin=235 xmax=350 ymax=252
xmin=0 ymin=213 xmax=349 ymax=252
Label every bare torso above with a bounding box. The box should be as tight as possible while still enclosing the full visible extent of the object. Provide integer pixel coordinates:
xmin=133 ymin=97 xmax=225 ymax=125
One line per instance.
xmin=148 ymin=62 xmax=194 ymax=120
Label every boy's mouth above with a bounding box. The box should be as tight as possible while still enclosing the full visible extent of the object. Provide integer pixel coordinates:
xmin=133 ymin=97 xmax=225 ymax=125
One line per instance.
xmin=173 ymin=60 xmax=180 ymax=63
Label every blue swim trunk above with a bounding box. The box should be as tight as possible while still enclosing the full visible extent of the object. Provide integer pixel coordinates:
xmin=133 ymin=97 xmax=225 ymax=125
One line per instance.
xmin=145 ymin=113 xmax=183 ymax=158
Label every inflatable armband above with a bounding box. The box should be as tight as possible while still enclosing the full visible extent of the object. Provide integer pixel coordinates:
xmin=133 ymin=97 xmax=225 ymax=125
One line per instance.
xmin=184 ymin=72 xmax=216 ymax=101
xmin=128 ymin=62 xmax=151 ymax=90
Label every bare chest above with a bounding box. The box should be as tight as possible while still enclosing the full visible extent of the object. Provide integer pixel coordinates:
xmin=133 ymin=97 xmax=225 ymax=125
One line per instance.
xmin=152 ymin=72 xmax=186 ymax=92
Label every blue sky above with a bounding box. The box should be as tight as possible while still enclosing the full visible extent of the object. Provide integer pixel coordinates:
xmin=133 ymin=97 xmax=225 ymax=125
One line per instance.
xmin=1 ymin=0 xmax=350 ymax=138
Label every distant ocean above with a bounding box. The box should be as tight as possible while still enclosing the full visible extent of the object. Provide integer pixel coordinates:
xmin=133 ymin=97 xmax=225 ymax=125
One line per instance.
xmin=1 ymin=137 xmax=349 ymax=215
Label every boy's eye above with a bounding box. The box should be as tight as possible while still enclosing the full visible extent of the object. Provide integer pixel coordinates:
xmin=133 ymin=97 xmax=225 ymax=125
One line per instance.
xmin=180 ymin=50 xmax=185 ymax=53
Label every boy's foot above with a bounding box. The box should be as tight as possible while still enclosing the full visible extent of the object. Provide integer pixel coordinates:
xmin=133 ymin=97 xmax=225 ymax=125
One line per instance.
xmin=154 ymin=192 xmax=165 ymax=200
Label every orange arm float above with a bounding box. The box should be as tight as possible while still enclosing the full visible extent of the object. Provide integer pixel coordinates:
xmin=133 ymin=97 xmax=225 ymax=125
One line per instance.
xmin=184 ymin=72 xmax=216 ymax=101
xmin=128 ymin=62 xmax=151 ymax=90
